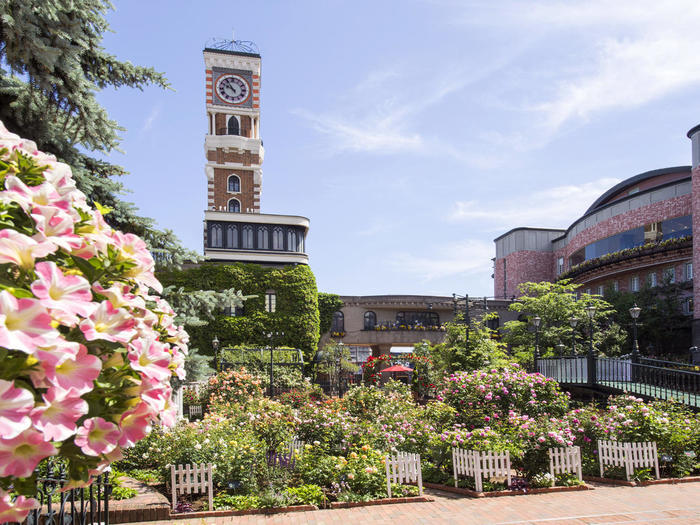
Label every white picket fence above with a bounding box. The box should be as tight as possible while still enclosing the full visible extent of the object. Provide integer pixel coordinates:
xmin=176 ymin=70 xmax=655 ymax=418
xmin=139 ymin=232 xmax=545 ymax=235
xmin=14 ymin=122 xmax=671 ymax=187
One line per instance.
xmin=597 ymin=440 xmax=660 ymax=481
xmin=452 ymin=448 xmax=511 ymax=492
xmin=288 ymin=437 xmax=305 ymax=456
xmin=188 ymin=404 xmax=203 ymax=419
xmin=170 ymin=463 xmax=213 ymax=511
xmin=548 ymin=446 xmax=582 ymax=482
xmin=385 ymin=452 xmax=423 ymax=498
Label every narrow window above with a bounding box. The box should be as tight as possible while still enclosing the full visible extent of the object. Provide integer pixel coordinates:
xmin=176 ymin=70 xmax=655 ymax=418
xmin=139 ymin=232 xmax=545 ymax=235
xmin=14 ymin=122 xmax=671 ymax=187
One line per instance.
xmin=297 ymin=231 xmax=304 ymax=252
xmin=648 ymin=272 xmax=657 ymax=288
xmin=612 ymin=280 xmax=619 ymax=292
xmin=228 ymin=198 xmax=240 ymax=213
xmin=684 ymin=297 xmax=694 ymax=315
xmin=209 ymin=223 xmax=222 ymax=248
xmin=265 ymin=291 xmax=276 ymax=313
xmin=663 ymin=267 xmax=675 ymax=284
xmin=597 ymin=285 xmax=604 ymax=296
xmin=258 ymin=226 xmax=269 ymax=249
xmin=227 ymin=174 xmax=240 ymax=193
xmin=242 ymin=225 xmax=253 ymax=249
xmin=331 ymin=311 xmax=344 ymax=333
xmin=557 ymin=257 xmax=564 ymax=275
xmin=227 ymin=116 xmax=240 ymax=136
xmin=630 ymin=276 xmax=640 ymax=292
xmin=226 ymin=224 xmax=238 ymax=248
xmin=287 ymin=229 xmax=297 ymax=252
xmin=686 ymin=262 xmax=693 ymax=281
xmin=363 ymin=311 xmax=376 ymax=330
xmin=272 ymin=227 xmax=284 ymax=250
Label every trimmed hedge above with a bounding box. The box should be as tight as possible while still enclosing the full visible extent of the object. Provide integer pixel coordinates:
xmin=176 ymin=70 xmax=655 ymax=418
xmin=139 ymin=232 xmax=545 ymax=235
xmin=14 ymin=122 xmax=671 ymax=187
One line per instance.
xmin=158 ymin=263 xmax=320 ymax=360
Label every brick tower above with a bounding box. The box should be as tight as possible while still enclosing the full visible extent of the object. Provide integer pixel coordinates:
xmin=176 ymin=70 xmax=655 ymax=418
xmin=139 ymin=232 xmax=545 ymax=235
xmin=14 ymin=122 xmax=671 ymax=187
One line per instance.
xmin=202 ymin=40 xmax=309 ymax=265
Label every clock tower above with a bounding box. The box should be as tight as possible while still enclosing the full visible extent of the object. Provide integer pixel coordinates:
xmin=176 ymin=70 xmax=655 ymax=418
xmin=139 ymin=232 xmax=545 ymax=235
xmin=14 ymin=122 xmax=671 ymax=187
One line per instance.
xmin=203 ymin=40 xmax=309 ymax=265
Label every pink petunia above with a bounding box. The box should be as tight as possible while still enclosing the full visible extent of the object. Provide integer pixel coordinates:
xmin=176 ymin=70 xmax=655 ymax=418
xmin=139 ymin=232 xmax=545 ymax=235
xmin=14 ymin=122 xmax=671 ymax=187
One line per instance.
xmin=44 ymin=344 xmax=101 ymax=395
xmin=75 ymin=417 xmax=120 ymax=456
xmin=31 ymin=206 xmax=82 ymax=252
xmin=0 ymin=229 xmax=56 ymax=270
xmin=31 ymin=261 xmax=96 ymax=325
xmin=79 ymin=301 xmax=137 ymax=344
xmin=0 ymin=290 xmax=56 ymax=353
xmin=0 ymin=380 xmax=34 ymax=439
xmin=128 ymin=336 xmax=172 ymax=382
xmin=3 ymin=175 xmax=70 ymax=213
xmin=0 ymin=489 xmax=38 ymax=523
xmin=0 ymin=429 xmax=57 ymax=478
xmin=31 ymin=387 xmax=88 ymax=441
xmin=118 ymin=403 xmax=152 ymax=447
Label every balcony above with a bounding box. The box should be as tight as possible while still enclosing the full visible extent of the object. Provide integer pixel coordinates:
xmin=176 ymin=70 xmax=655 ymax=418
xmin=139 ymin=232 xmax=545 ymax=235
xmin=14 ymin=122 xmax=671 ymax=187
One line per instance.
xmin=205 ymin=133 xmax=263 ymax=159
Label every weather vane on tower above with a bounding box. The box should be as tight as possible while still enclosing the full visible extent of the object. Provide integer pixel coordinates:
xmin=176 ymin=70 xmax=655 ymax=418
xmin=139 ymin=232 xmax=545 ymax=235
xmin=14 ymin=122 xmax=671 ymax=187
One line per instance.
xmin=205 ymin=30 xmax=259 ymax=54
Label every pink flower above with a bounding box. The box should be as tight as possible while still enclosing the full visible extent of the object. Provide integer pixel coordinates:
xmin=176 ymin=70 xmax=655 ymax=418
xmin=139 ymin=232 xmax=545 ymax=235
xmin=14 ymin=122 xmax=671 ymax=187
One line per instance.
xmin=31 ymin=387 xmax=88 ymax=441
xmin=31 ymin=261 xmax=95 ymax=325
xmin=0 ymin=290 xmax=55 ymax=353
xmin=79 ymin=301 xmax=137 ymax=343
xmin=0 ymin=229 xmax=56 ymax=270
xmin=30 ymin=206 xmax=82 ymax=252
xmin=44 ymin=345 xmax=101 ymax=395
xmin=0 ymin=380 xmax=34 ymax=439
xmin=3 ymin=175 xmax=70 ymax=213
xmin=118 ymin=403 xmax=152 ymax=448
xmin=0 ymin=489 xmax=38 ymax=523
xmin=0 ymin=429 xmax=57 ymax=477
xmin=75 ymin=417 xmax=120 ymax=456
xmin=128 ymin=336 xmax=172 ymax=382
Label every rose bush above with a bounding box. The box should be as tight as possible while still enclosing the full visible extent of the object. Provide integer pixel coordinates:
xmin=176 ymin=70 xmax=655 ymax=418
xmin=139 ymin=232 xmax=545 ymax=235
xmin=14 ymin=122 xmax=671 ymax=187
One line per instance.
xmin=0 ymin=122 xmax=187 ymax=521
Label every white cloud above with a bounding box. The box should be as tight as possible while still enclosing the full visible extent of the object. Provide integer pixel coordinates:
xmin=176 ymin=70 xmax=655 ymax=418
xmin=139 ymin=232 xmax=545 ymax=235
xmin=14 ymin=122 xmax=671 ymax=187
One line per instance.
xmin=391 ymin=239 xmax=493 ymax=282
xmin=140 ymin=104 xmax=161 ymax=134
xmin=450 ymin=177 xmax=620 ymax=230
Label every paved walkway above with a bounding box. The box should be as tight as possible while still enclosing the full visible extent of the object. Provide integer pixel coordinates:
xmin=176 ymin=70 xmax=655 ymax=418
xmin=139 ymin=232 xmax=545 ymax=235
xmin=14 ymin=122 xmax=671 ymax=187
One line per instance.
xmin=140 ymin=482 xmax=700 ymax=525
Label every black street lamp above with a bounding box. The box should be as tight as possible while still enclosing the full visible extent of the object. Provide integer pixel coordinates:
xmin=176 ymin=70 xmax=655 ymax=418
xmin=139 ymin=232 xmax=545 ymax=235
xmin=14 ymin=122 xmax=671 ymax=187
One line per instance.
xmin=212 ymin=335 xmax=220 ymax=372
xmin=569 ymin=316 xmax=579 ymax=355
xmin=532 ymin=315 xmax=541 ymax=370
xmin=586 ymin=305 xmax=596 ymax=386
xmin=629 ymin=303 xmax=641 ymax=359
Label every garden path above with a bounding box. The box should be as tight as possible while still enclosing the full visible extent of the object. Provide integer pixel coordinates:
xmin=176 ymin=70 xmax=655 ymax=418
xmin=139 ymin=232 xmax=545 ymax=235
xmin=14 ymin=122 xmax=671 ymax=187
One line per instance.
xmin=134 ymin=481 xmax=700 ymax=524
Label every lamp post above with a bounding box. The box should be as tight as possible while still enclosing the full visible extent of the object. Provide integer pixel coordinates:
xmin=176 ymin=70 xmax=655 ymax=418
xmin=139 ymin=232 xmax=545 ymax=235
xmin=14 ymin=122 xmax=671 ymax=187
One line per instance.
xmin=556 ymin=341 xmax=566 ymax=356
xmin=586 ymin=305 xmax=597 ymax=386
xmin=569 ymin=316 xmax=579 ymax=355
xmin=629 ymin=303 xmax=641 ymax=360
xmin=532 ymin=315 xmax=541 ymax=371
xmin=266 ymin=331 xmax=284 ymax=397
xmin=212 ymin=335 xmax=220 ymax=372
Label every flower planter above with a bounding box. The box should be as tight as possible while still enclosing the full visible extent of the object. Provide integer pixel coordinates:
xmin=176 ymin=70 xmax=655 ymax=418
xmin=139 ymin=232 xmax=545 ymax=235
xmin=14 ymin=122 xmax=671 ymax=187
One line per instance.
xmin=423 ymin=482 xmax=591 ymax=498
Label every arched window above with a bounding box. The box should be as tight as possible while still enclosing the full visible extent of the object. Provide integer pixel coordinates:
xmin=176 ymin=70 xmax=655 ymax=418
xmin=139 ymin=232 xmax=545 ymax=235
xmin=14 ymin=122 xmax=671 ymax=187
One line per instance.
xmin=227 ymin=116 xmax=240 ymax=136
xmin=331 ymin=311 xmax=344 ymax=333
xmin=226 ymin=225 xmax=238 ymax=248
xmin=228 ymin=198 xmax=240 ymax=213
xmin=209 ymin=223 xmax=222 ymax=248
xmin=258 ymin=226 xmax=269 ymax=249
xmin=287 ymin=229 xmax=297 ymax=252
xmin=242 ymin=225 xmax=253 ymax=249
xmin=265 ymin=291 xmax=276 ymax=313
xmin=363 ymin=311 xmax=376 ymax=330
xmin=272 ymin=227 xmax=284 ymax=250
xmin=227 ymin=174 xmax=240 ymax=193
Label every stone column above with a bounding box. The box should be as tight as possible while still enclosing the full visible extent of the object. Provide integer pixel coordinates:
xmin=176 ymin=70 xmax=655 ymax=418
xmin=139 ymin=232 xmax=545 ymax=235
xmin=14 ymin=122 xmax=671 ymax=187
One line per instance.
xmin=688 ymin=125 xmax=700 ymax=346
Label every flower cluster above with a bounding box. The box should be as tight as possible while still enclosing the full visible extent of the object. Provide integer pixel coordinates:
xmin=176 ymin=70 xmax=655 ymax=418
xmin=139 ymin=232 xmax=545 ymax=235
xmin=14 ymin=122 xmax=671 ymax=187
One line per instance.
xmin=0 ymin=122 xmax=187 ymax=521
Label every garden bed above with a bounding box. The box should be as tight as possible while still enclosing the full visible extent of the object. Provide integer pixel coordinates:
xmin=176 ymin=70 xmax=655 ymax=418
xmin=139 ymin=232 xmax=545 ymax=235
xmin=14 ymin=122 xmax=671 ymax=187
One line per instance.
xmin=638 ymin=476 xmax=700 ymax=486
xmin=582 ymin=476 xmax=636 ymax=486
xmin=424 ymin=482 xmax=591 ymax=498
xmin=169 ymin=504 xmax=318 ymax=520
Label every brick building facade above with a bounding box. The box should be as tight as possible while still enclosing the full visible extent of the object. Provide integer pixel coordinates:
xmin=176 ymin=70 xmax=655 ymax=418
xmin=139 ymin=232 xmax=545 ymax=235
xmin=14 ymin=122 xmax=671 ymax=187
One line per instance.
xmin=202 ymin=41 xmax=309 ymax=265
xmin=494 ymin=125 xmax=700 ymax=345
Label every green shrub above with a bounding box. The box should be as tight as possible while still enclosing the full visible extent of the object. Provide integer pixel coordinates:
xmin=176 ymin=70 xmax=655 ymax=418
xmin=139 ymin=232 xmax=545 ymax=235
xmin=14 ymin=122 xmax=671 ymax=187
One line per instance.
xmin=212 ymin=493 xmax=260 ymax=510
xmin=286 ymin=484 xmax=327 ymax=507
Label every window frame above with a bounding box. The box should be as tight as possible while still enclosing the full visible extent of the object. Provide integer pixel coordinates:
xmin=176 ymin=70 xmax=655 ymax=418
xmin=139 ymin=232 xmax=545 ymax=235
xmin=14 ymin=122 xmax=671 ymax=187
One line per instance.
xmin=227 ymin=198 xmax=241 ymax=213
xmin=227 ymin=174 xmax=241 ymax=193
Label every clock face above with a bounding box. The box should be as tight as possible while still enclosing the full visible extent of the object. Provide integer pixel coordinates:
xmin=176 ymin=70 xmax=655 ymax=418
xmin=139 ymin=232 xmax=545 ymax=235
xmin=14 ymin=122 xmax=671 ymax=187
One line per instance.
xmin=215 ymin=74 xmax=250 ymax=104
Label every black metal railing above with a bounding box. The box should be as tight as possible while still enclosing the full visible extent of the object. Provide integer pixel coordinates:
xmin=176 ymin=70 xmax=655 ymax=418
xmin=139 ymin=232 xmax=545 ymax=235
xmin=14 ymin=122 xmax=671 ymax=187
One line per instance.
xmin=2 ymin=458 xmax=111 ymax=525
xmin=537 ymin=354 xmax=700 ymax=407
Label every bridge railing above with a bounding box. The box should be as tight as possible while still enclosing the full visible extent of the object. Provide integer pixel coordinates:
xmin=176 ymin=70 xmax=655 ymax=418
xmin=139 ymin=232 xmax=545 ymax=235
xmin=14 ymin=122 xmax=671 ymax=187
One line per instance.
xmin=536 ymin=356 xmax=588 ymax=384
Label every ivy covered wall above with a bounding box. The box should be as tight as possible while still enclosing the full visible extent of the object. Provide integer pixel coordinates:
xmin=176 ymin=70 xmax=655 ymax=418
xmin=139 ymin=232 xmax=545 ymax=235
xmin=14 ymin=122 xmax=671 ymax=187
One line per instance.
xmin=158 ymin=263 xmax=320 ymax=360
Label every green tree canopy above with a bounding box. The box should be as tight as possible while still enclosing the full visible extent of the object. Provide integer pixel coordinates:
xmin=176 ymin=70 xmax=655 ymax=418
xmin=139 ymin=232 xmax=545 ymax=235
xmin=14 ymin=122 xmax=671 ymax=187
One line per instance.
xmin=502 ymin=280 xmax=628 ymax=363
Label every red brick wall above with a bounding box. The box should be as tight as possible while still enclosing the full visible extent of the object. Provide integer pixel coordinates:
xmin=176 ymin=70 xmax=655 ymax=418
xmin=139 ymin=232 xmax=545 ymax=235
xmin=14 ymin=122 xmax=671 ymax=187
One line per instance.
xmin=495 ymin=251 xmax=555 ymax=299
xmin=693 ymin=167 xmax=700 ymax=320
xmin=206 ymin=148 xmax=260 ymax=166
xmin=212 ymin=168 xmax=257 ymax=212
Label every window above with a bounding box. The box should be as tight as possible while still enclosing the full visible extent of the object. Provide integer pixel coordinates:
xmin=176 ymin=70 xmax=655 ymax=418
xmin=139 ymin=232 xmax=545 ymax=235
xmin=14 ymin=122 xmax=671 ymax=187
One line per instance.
xmin=648 ymin=272 xmax=657 ymax=288
xmin=597 ymin=285 xmax=604 ymax=296
xmin=612 ymin=280 xmax=619 ymax=292
xmin=331 ymin=311 xmax=344 ymax=333
xmin=272 ymin=227 xmax=284 ymax=250
xmin=584 ymin=288 xmax=591 ymax=295
xmin=287 ymin=229 xmax=297 ymax=252
xmin=630 ymin=275 xmax=640 ymax=292
xmin=487 ymin=316 xmax=500 ymax=331
xmin=209 ymin=223 xmax=222 ymax=248
xmin=396 ymin=311 xmax=440 ymax=326
xmin=223 ymin=305 xmax=244 ymax=316
xmin=363 ymin=311 xmax=377 ymax=330
xmin=242 ymin=225 xmax=253 ymax=249
xmin=297 ymin=231 xmax=304 ymax=252
xmin=227 ymin=174 xmax=240 ymax=193
xmin=258 ymin=226 xmax=269 ymax=250
xmin=557 ymin=257 xmax=564 ymax=275
xmin=226 ymin=225 xmax=238 ymax=248
xmin=663 ymin=267 xmax=676 ymax=284
xmin=686 ymin=262 xmax=693 ymax=281
xmin=228 ymin=198 xmax=240 ymax=213
xmin=265 ymin=291 xmax=276 ymax=313
xmin=227 ymin=116 xmax=240 ymax=135
xmin=683 ymin=297 xmax=694 ymax=315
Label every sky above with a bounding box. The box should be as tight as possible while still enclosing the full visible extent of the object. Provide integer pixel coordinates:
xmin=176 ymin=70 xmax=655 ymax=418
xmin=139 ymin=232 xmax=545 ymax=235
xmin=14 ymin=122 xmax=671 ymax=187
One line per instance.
xmin=97 ymin=0 xmax=700 ymax=297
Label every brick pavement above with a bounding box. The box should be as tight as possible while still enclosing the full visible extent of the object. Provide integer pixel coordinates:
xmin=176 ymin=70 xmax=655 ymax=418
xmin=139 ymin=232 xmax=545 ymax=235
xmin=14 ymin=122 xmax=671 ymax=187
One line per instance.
xmin=136 ymin=482 xmax=700 ymax=525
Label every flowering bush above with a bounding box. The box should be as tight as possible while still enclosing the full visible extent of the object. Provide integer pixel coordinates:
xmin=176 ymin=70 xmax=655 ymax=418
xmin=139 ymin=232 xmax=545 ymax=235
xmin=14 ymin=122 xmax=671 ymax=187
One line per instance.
xmin=0 ymin=122 xmax=187 ymax=520
xmin=204 ymin=369 xmax=263 ymax=410
xmin=437 ymin=366 xmax=570 ymax=428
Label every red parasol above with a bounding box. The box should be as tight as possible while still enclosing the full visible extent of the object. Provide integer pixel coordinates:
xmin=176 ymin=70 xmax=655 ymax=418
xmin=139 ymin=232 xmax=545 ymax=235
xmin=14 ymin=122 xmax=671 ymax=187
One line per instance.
xmin=380 ymin=364 xmax=413 ymax=373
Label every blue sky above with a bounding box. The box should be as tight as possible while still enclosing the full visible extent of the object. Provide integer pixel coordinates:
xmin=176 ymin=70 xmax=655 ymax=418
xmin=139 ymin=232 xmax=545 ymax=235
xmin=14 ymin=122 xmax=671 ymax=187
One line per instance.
xmin=97 ymin=0 xmax=700 ymax=297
